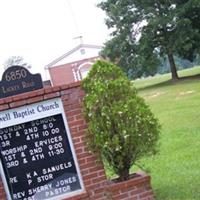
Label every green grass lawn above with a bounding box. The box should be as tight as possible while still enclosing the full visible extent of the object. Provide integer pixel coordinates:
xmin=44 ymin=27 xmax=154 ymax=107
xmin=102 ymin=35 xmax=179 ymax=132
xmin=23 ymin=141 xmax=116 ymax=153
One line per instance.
xmin=134 ymin=65 xmax=200 ymax=89
xmin=133 ymin=66 xmax=200 ymax=200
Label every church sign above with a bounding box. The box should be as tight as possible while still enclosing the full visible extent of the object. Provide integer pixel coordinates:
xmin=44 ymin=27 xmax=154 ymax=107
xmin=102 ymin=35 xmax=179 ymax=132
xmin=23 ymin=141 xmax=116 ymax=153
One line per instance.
xmin=0 ymin=66 xmax=43 ymax=98
xmin=0 ymin=98 xmax=84 ymax=200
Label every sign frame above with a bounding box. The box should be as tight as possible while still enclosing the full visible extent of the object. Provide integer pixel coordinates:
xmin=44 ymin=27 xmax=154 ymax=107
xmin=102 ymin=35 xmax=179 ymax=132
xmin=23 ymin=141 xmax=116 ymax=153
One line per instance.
xmin=0 ymin=98 xmax=85 ymax=200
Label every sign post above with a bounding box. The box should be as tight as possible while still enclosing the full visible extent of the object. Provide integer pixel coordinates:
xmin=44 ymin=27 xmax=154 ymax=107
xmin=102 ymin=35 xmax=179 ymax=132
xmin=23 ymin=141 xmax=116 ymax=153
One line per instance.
xmin=0 ymin=98 xmax=84 ymax=200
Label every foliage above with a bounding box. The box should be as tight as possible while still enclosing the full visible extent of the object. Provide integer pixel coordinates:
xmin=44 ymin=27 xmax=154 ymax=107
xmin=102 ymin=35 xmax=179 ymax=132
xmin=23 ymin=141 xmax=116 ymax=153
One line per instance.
xmin=98 ymin=0 xmax=200 ymax=80
xmin=82 ymin=60 xmax=160 ymax=181
xmin=101 ymin=35 xmax=159 ymax=79
xmin=4 ymin=56 xmax=31 ymax=70
xmin=158 ymin=55 xmax=194 ymax=74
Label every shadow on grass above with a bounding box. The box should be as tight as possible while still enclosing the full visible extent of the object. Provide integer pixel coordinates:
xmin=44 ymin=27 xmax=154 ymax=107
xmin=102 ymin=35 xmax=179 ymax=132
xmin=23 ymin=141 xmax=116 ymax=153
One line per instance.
xmin=137 ymin=74 xmax=200 ymax=92
xmin=179 ymin=73 xmax=200 ymax=80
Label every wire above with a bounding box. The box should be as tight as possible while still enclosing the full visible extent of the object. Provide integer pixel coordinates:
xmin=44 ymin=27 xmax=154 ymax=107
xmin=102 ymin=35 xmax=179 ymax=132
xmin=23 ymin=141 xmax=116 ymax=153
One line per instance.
xmin=66 ymin=0 xmax=80 ymax=37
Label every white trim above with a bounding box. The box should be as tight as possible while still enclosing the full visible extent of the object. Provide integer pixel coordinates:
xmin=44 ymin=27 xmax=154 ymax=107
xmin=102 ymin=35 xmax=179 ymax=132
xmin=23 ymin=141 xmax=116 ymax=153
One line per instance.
xmin=78 ymin=62 xmax=93 ymax=80
xmin=45 ymin=44 xmax=102 ymax=69
xmin=78 ymin=62 xmax=93 ymax=71
xmin=72 ymin=68 xmax=78 ymax=82
xmin=76 ymin=70 xmax=81 ymax=81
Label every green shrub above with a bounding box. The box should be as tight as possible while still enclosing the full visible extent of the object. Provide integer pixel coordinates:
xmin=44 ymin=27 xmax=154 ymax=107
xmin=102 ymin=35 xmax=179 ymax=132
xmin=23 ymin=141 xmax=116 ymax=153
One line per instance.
xmin=82 ymin=60 xmax=160 ymax=181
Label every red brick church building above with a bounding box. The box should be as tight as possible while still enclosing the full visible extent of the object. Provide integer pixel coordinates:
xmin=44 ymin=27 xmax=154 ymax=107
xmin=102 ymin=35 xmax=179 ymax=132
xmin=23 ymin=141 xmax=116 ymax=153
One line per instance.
xmin=45 ymin=44 xmax=102 ymax=86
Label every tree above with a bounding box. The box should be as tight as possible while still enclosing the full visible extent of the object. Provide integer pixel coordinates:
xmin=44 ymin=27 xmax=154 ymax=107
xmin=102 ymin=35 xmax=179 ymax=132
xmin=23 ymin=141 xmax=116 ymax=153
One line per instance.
xmin=4 ymin=56 xmax=31 ymax=70
xmin=82 ymin=60 xmax=160 ymax=181
xmin=98 ymin=0 xmax=200 ymax=80
xmin=101 ymin=33 xmax=159 ymax=78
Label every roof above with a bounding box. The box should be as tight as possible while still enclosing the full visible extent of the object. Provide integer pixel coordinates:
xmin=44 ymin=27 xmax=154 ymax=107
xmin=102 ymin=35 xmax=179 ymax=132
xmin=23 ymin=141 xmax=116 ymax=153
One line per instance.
xmin=45 ymin=44 xmax=102 ymax=69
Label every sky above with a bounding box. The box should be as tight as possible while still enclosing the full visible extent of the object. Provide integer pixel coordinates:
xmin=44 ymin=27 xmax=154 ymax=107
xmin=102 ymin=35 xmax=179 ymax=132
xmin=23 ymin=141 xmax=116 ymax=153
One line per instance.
xmin=0 ymin=0 xmax=110 ymax=80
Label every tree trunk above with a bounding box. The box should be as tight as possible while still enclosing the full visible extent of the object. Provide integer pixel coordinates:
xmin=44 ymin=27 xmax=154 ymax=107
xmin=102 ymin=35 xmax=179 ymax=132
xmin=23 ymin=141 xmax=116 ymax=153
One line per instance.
xmin=118 ymin=166 xmax=130 ymax=181
xmin=167 ymin=53 xmax=179 ymax=80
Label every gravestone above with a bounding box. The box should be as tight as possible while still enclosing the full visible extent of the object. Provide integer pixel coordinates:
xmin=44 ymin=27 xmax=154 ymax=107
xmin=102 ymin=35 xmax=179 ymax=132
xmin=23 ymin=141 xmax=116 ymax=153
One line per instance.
xmin=0 ymin=66 xmax=43 ymax=98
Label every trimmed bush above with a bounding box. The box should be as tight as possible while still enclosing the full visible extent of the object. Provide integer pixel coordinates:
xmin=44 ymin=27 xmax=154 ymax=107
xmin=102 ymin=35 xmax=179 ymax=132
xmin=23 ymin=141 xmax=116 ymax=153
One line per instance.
xmin=82 ymin=60 xmax=160 ymax=181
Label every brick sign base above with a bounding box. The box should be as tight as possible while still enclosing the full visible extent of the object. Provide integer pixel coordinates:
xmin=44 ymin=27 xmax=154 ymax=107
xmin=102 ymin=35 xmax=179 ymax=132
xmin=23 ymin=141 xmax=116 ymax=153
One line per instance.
xmin=109 ymin=173 xmax=154 ymax=200
xmin=0 ymin=82 xmax=155 ymax=200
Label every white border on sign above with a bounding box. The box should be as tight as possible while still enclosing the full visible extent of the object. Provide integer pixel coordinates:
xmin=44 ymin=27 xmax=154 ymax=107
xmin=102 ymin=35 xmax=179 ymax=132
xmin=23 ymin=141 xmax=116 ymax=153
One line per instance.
xmin=0 ymin=98 xmax=85 ymax=200
xmin=0 ymin=161 xmax=12 ymax=200
xmin=0 ymin=98 xmax=62 ymax=128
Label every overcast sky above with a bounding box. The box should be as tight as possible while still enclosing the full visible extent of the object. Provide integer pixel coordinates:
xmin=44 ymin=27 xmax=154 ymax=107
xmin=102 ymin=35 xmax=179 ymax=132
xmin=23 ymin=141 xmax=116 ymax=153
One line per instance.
xmin=0 ymin=0 xmax=110 ymax=80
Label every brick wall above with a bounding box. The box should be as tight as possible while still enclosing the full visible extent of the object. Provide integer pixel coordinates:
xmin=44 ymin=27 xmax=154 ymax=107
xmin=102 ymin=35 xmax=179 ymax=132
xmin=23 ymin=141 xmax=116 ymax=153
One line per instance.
xmin=109 ymin=173 xmax=155 ymax=200
xmin=49 ymin=56 xmax=99 ymax=86
xmin=0 ymin=180 xmax=7 ymax=200
xmin=0 ymin=82 xmax=155 ymax=200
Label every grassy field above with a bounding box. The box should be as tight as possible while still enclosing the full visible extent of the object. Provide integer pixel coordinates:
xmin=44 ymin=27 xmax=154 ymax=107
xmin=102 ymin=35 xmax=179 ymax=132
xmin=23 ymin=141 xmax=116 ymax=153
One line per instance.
xmin=132 ymin=66 xmax=200 ymax=200
xmin=135 ymin=66 xmax=200 ymax=89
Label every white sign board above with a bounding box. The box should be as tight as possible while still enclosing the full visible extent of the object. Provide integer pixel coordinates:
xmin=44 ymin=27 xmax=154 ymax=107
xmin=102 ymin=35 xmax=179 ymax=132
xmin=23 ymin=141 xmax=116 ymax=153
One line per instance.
xmin=0 ymin=98 xmax=84 ymax=200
